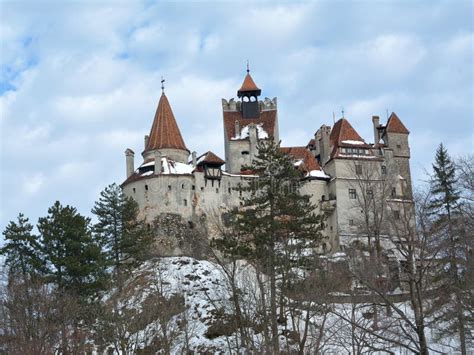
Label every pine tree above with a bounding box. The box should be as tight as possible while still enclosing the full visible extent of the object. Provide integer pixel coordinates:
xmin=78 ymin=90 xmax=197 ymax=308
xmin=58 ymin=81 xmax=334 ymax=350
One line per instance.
xmin=92 ymin=183 xmax=153 ymax=284
xmin=429 ymin=143 xmax=469 ymax=355
xmin=1 ymin=213 xmax=45 ymax=279
xmin=212 ymin=139 xmax=325 ymax=353
xmin=38 ymin=201 xmax=108 ymax=300
xmin=429 ymin=143 xmax=460 ymax=215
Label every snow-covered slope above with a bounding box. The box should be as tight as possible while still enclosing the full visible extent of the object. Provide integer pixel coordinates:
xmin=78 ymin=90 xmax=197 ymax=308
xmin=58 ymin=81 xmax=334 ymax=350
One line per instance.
xmin=104 ymin=256 xmax=469 ymax=354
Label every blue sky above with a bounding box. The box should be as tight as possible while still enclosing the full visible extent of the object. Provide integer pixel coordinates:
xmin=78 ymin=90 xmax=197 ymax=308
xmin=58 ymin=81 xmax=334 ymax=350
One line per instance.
xmin=0 ymin=0 xmax=473 ymax=233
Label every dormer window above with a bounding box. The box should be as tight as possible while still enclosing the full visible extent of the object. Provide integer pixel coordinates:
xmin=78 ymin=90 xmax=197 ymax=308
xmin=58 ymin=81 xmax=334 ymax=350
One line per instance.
xmin=204 ymin=165 xmax=222 ymax=180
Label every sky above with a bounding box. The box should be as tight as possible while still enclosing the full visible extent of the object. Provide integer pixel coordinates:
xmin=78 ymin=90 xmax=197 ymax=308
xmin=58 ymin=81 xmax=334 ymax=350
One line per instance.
xmin=0 ymin=0 xmax=473 ymax=234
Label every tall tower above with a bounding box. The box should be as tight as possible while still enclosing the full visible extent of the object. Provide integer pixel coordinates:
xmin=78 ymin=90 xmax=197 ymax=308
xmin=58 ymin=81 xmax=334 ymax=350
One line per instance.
xmin=222 ymin=69 xmax=279 ymax=173
xmin=380 ymin=112 xmax=412 ymax=196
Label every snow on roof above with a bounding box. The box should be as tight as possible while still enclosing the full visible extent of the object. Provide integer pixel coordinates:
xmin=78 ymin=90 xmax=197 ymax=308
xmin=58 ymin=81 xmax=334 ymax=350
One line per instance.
xmin=231 ymin=123 xmax=269 ymax=140
xmin=341 ymin=140 xmax=365 ymax=145
xmin=306 ymin=170 xmax=331 ymax=179
xmin=139 ymin=157 xmax=194 ymax=175
xmin=337 ymin=154 xmax=378 ymax=159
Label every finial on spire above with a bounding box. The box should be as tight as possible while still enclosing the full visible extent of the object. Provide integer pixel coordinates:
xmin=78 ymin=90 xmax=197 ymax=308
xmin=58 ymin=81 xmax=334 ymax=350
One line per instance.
xmin=161 ymin=76 xmax=165 ymax=94
xmin=246 ymin=60 xmax=250 ymax=74
xmin=341 ymin=107 xmax=345 ymax=118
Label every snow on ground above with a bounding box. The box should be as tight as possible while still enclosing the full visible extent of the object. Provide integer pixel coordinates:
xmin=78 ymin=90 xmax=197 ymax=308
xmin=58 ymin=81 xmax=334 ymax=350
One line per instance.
xmin=109 ymin=256 xmax=470 ymax=354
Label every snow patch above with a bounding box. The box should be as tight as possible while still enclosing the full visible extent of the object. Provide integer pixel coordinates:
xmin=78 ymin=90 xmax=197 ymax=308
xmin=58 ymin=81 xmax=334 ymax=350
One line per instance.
xmin=341 ymin=140 xmax=365 ymax=145
xmin=232 ymin=123 xmax=269 ymax=140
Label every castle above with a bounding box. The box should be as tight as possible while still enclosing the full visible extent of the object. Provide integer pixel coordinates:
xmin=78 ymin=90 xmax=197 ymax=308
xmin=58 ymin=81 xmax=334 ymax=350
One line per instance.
xmin=122 ymin=70 xmax=413 ymax=253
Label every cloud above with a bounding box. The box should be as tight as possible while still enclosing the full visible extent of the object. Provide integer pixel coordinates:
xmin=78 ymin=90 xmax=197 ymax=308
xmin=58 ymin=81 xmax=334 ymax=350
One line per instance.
xmin=22 ymin=172 xmax=44 ymax=195
xmin=0 ymin=0 xmax=472 ymax=234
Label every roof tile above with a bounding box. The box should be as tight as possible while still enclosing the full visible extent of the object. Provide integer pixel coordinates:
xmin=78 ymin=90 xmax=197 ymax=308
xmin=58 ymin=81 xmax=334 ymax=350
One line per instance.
xmin=386 ymin=112 xmax=410 ymax=134
xmin=280 ymin=146 xmax=321 ymax=172
xmin=145 ymin=93 xmax=188 ymax=152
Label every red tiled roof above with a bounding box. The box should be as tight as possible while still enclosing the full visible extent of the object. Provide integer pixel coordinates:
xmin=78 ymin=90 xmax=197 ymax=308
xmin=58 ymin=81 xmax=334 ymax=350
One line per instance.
xmin=280 ymin=146 xmax=321 ymax=173
xmin=145 ymin=93 xmax=188 ymax=152
xmin=238 ymin=73 xmax=260 ymax=93
xmin=197 ymin=151 xmax=225 ymax=166
xmin=386 ymin=112 xmax=410 ymax=134
xmin=329 ymin=118 xmax=365 ymax=146
xmin=223 ymin=110 xmax=277 ymax=140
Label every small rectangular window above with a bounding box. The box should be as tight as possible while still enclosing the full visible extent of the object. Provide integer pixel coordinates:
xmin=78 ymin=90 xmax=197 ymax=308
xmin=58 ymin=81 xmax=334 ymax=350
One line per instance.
xmin=168 ymin=185 xmax=172 ymax=191
xmin=349 ymin=219 xmax=354 ymax=226
xmin=145 ymin=185 xmax=149 ymax=191
xmin=183 ymin=199 xmax=188 ymax=206
xmin=355 ymin=165 xmax=362 ymax=175
xmin=367 ymin=188 xmax=373 ymax=197
xmin=381 ymin=166 xmax=387 ymax=175
xmin=192 ymin=185 xmax=195 ymax=190
xmin=349 ymin=188 xmax=357 ymax=199
xmin=394 ymin=210 xmax=400 ymax=219
xmin=397 ymin=144 xmax=401 ymax=149
xmin=133 ymin=188 xmax=136 ymax=193
xmin=392 ymin=187 xmax=396 ymax=197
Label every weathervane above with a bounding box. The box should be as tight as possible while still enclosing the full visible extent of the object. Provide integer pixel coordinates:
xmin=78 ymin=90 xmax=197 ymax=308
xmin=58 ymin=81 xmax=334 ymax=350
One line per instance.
xmin=161 ymin=76 xmax=165 ymax=94
xmin=246 ymin=60 xmax=250 ymax=74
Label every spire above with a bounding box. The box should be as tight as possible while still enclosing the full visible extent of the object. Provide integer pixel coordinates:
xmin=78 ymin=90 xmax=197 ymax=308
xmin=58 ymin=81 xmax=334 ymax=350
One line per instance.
xmin=238 ymin=74 xmax=261 ymax=95
xmin=145 ymin=93 xmax=188 ymax=152
xmin=237 ymin=64 xmax=261 ymax=97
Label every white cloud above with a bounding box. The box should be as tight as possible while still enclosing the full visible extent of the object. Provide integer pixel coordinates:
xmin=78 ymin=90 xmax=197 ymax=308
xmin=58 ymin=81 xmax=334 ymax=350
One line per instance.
xmin=0 ymin=0 xmax=472 ymax=234
xmin=22 ymin=172 xmax=44 ymax=195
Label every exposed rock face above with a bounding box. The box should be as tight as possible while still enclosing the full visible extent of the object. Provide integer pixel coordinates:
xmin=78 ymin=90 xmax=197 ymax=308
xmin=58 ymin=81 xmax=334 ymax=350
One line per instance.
xmin=151 ymin=213 xmax=212 ymax=259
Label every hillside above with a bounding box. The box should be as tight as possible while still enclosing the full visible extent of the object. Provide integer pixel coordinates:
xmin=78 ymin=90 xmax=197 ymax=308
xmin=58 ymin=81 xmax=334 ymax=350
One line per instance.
xmin=100 ymin=256 xmax=464 ymax=354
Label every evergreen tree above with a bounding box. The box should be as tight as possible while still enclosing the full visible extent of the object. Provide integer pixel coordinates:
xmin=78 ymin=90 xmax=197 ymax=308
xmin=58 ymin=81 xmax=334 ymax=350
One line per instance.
xmin=38 ymin=201 xmax=108 ymax=300
xmin=429 ymin=143 xmax=460 ymax=215
xmin=1 ymin=213 xmax=45 ymax=278
xmin=212 ymin=139 xmax=325 ymax=353
xmin=92 ymin=183 xmax=153 ymax=283
xmin=429 ymin=143 xmax=470 ymax=355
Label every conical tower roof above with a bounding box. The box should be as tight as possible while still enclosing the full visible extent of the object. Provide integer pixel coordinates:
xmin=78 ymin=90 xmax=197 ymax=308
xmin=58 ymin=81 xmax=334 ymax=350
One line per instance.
xmin=145 ymin=93 xmax=188 ymax=152
xmin=237 ymin=73 xmax=261 ymax=97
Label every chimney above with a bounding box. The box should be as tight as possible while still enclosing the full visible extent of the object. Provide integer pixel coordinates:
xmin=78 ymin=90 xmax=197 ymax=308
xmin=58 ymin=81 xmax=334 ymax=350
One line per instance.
xmin=234 ymin=120 xmax=240 ymax=139
xmin=319 ymin=125 xmax=331 ymax=165
xmin=144 ymin=135 xmax=149 ymax=149
xmin=125 ymin=149 xmax=135 ymax=178
xmin=154 ymin=151 xmax=162 ymax=175
xmin=372 ymin=116 xmax=380 ymax=143
xmin=192 ymin=151 xmax=197 ymax=168
xmin=249 ymin=124 xmax=258 ymax=158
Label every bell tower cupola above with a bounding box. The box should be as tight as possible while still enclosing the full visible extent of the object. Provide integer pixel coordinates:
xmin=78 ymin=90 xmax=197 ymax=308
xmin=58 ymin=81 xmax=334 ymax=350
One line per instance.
xmin=237 ymin=65 xmax=261 ymax=119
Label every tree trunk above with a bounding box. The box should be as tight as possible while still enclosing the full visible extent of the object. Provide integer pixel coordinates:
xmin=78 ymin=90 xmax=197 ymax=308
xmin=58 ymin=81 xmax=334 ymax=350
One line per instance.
xmin=270 ymin=262 xmax=279 ymax=354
